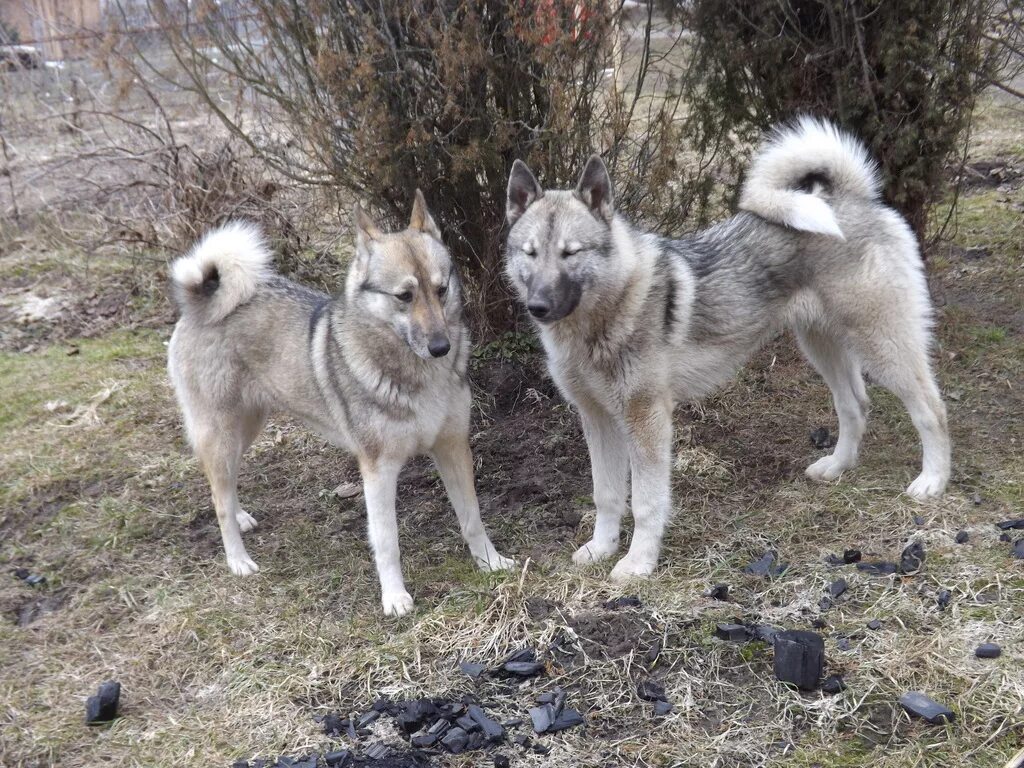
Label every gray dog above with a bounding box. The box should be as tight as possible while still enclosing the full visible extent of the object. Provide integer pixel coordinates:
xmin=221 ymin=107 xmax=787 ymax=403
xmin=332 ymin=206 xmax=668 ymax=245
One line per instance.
xmin=504 ymin=117 xmax=950 ymax=581
xmin=168 ymin=192 xmax=513 ymax=615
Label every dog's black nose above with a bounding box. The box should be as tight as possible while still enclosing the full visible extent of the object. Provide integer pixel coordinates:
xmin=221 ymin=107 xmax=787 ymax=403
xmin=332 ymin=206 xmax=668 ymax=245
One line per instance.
xmin=527 ymin=301 xmax=550 ymax=319
xmin=428 ymin=337 xmax=451 ymax=358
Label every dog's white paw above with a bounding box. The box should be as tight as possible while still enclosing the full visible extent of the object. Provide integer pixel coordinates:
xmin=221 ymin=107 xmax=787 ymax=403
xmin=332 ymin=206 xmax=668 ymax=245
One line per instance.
xmin=609 ymin=555 xmax=656 ymax=583
xmin=805 ymin=454 xmax=852 ymax=482
xmin=572 ymin=539 xmax=619 ymax=565
xmin=226 ymin=551 xmax=260 ymax=577
xmin=382 ymin=590 xmax=415 ymax=617
xmin=906 ymin=473 xmax=946 ymax=500
xmin=475 ymin=552 xmax=516 ymax=572
xmin=236 ymin=509 xmax=258 ymax=533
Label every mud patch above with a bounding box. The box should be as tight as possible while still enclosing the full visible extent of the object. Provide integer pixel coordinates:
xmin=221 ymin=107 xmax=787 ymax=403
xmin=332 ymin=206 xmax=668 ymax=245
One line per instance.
xmin=566 ymin=608 xmax=662 ymax=661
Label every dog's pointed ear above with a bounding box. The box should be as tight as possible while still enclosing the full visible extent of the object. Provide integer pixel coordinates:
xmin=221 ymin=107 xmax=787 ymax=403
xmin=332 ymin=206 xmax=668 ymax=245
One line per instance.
xmin=576 ymin=154 xmax=614 ymax=223
xmin=409 ymin=189 xmax=442 ymax=240
xmin=353 ymin=203 xmax=383 ymax=276
xmin=507 ymin=159 xmax=543 ymax=226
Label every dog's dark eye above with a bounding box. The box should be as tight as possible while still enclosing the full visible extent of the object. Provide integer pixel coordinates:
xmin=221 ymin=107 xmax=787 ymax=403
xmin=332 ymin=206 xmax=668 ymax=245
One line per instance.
xmin=522 ymin=244 xmax=536 ymax=257
xmin=395 ymin=290 xmax=413 ymax=303
xmin=562 ymin=245 xmax=581 ymax=258
xmin=437 ymin=283 xmax=448 ymax=299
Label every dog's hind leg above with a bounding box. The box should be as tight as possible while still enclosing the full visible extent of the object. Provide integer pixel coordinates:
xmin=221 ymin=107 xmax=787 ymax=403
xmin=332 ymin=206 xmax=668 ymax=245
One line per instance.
xmin=234 ymin=409 xmax=268 ymax=533
xmin=194 ymin=415 xmax=261 ymax=576
xmin=573 ymin=400 xmax=630 ymax=566
xmin=430 ymin=426 xmax=514 ymax=573
xmin=858 ymin=336 xmax=950 ymax=499
xmin=797 ymin=325 xmax=869 ymax=482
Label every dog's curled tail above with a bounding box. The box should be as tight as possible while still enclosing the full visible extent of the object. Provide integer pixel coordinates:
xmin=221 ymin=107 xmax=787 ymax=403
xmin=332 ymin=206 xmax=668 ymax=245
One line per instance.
xmin=170 ymin=221 xmax=273 ymax=323
xmin=739 ymin=116 xmax=881 ymax=241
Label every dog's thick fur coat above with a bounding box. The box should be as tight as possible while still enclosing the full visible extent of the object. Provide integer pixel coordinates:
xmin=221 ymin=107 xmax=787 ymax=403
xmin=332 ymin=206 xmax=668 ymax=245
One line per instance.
xmin=504 ymin=118 xmax=950 ymax=581
xmin=168 ymin=195 xmax=513 ymax=615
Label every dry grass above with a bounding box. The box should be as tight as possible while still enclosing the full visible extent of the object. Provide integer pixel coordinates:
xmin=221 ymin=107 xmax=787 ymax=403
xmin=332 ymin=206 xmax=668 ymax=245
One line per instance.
xmin=2 ymin=111 xmax=1023 ymax=767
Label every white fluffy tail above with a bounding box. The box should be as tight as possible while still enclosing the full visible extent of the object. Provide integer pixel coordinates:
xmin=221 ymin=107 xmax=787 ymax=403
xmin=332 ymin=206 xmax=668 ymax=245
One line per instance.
xmin=170 ymin=222 xmax=273 ymax=323
xmin=739 ymin=117 xmax=881 ymax=240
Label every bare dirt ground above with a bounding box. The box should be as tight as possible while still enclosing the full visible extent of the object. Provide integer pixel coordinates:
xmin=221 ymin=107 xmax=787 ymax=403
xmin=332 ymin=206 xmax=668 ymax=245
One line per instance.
xmin=1 ymin=96 xmax=1023 ymax=766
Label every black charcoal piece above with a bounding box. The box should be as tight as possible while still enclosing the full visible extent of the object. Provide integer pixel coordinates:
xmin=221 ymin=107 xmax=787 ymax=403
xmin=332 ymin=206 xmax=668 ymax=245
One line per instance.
xmin=707 ymin=583 xmax=730 ymax=601
xmin=603 ymin=595 xmax=642 ymax=610
xmin=825 ymin=553 xmax=845 ymax=566
xmin=410 ymin=732 xmax=438 ymax=749
xmin=494 ymin=755 xmax=511 ymax=768
xmin=357 ymin=710 xmax=380 ymax=729
xmin=975 ymin=643 xmax=1001 ymax=658
xmin=899 ymin=691 xmax=955 ymax=724
xmin=467 ymin=705 xmax=504 ymax=741
xmin=899 ymin=541 xmax=926 ymax=574
xmin=468 ymin=731 xmax=485 ymax=750
xmin=828 ymin=578 xmax=848 ymax=598
xmin=503 ymin=648 xmax=535 ymax=664
xmin=715 ymin=623 xmax=749 ymax=642
xmin=372 ymin=697 xmax=392 ymax=712
xmin=955 ymin=530 xmax=969 ymax=544
xmin=547 ymin=707 xmax=584 ymax=732
xmin=428 ymin=718 xmax=451 ymax=735
xmin=324 ymin=751 xmax=351 ymax=768
xmin=937 ymin=589 xmax=952 ymax=610
xmin=653 ymin=700 xmax=673 ymax=716
xmin=996 ymin=518 xmax=1024 ymax=530
xmin=85 ymin=681 xmax=121 ymax=724
xmin=914 ymin=515 xmax=925 ymax=526
xmin=817 ymin=597 xmax=833 ymax=612
xmin=441 ymin=727 xmax=470 ymax=754
xmin=837 ymin=638 xmax=852 ymax=652
xmin=843 ymin=549 xmax=862 ymax=564
xmin=1014 ymin=539 xmax=1024 ymax=559
xmin=322 ymin=714 xmax=345 ymax=736
xmin=973 ymin=493 xmax=982 ymax=505
xmin=253 ymin=761 xmax=266 ymax=768
xmin=533 ymin=743 xmax=551 ymax=755
xmin=364 ymin=744 xmax=390 ymax=760
xmin=513 ymin=734 xmax=530 ymax=748
xmin=809 ymin=426 xmax=834 ymax=449
xmin=291 ymin=755 xmax=318 ymax=768
xmin=856 ymin=561 xmax=898 ymax=576
xmin=13 ymin=567 xmax=30 ymax=580
xmin=456 ymin=715 xmax=477 ymax=732
xmin=503 ymin=661 xmax=543 ymax=677
xmin=275 ymin=757 xmax=295 ymax=768
xmin=537 ymin=692 xmax=555 ymax=705
xmin=529 ymin=705 xmax=553 ymax=734
xmin=502 ymin=719 xmax=523 ymax=728
xmin=812 ymin=619 xmax=827 ymax=629
xmin=459 ymin=661 xmax=487 ymax=679
xmin=821 ymin=675 xmax=846 ymax=694
xmin=773 ymin=631 xmax=825 ymax=691
xmin=637 ymin=679 xmax=667 ymax=702
xmin=25 ymin=574 xmax=46 ymax=587
xmin=232 ymin=761 xmax=250 ymax=768
xmin=744 ymin=552 xmax=776 ymax=577
xmin=867 ymin=619 xmax=882 ymax=631
xmin=645 ymin=641 xmax=661 ymax=665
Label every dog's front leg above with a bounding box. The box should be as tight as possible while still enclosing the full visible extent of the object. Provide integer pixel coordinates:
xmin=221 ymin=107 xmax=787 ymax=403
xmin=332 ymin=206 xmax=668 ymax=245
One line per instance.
xmin=358 ymin=456 xmax=413 ymax=616
xmin=572 ymin=401 xmax=629 ymax=565
xmin=431 ymin=427 xmax=515 ymax=573
xmin=610 ymin=392 xmax=673 ymax=582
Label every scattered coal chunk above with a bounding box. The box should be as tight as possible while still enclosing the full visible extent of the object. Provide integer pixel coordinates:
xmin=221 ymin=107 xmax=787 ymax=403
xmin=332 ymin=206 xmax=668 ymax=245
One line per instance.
xmin=996 ymin=518 xmax=1024 ymax=530
xmin=913 ymin=515 xmax=925 ymax=526
xmin=827 ymin=578 xmax=848 ymax=598
xmin=836 ymin=638 xmax=852 ymax=652
xmin=809 ymin=426 xmax=835 ymax=449
xmin=856 ymin=561 xmax=898 ymax=576
xmin=821 ymin=675 xmax=846 ymax=695
xmin=706 ymin=583 xmax=730 ymax=601
xmin=843 ymin=549 xmax=862 ymax=564
xmin=324 ymin=750 xmax=352 ymax=767
xmin=232 ymin=761 xmax=250 ymax=768
xmin=459 ymin=661 xmax=487 ymax=679
xmin=744 ymin=551 xmax=787 ymax=578
xmin=1014 ymin=539 xmax=1024 ymax=560
xmin=773 ymin=631 xmax=824 ymax=691
xmin=811 ymin=618 xmax=827 ymax=629
xmin=529 ymin=690 xmax=584 ymax=734
xmin=999 ymin=533 xmax=1011 ymax=543
xmin=867 ymin=619 xmax=882 ymax=631
xmin=441 ymin=727 xmax=470 ymax=754
xmin=357 ymin=710 xmax=381 ymax=729
xmin=825 ymin=553 xmax=845 ymax=566
xmin=12 ymin=567 xmax=30 ymax=580
xmin=899 ymin=541 xmax=926 ymax=574
xmin=653 ymin=700 xmax=673 ymax=716
xmin=899 ymin=691 xmax=955 ymax=724
xmin=322 ymin=714 xmax=346 ymax=737
xmin=603 ymin=595 xmax=642 ymax=610
xmin=494 ymin=755 xmax=510 ymax=768
xmin=975 ymin=643 xmax=1001 ymax=659
xmin=937 ymin=589 xmax=952 ymax=610
xmin=499 ymin=648 xmax=543 ymax=678
xmin=636 ymin=680 xmax=667 ymax=702
xmin=85 ymin=681 xmax=121 ymax=725
xmin=24 ymin=574 xmax=46 ymax=587
xmin=467 ymin=704 xmax=504 ymax=741
xmin=363 ymin=745 xmax=390 ymax=761
xmin=817 ymin=597 xmax=833 ymax=612
xmin=955 ymin=530 xmax=969 ymax=544
xmin=715 ymin=623 xmax=749 ymax=642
